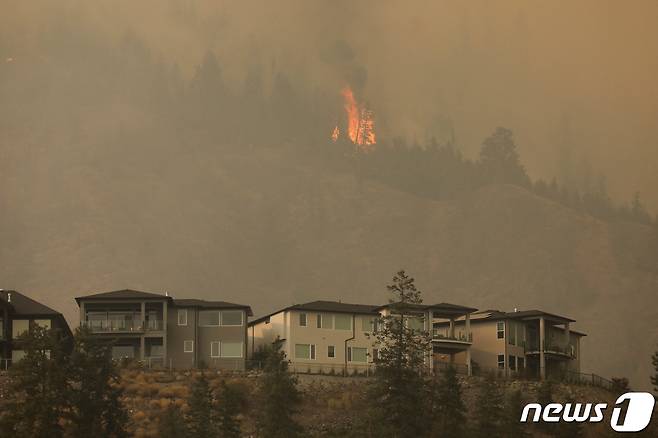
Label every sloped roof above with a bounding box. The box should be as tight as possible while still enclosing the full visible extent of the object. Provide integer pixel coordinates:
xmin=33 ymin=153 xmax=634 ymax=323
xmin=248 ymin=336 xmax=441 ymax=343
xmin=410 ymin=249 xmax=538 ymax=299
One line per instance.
xmin=375 ymin=301 xmax=477 ymax=315
xmin=0 ymin=290 xmax=61 ymax=316
xmin=249 ymin=300 xmax=380 ymax=326
xmin=173 ymin=299 xmax=253 ymax=316
xmin=75 ymin=289 xmax=168 ymax=304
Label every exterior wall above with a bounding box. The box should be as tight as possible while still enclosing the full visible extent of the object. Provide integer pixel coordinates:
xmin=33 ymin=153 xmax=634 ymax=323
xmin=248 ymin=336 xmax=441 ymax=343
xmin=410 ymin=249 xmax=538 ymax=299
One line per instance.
xmin=462 ymin=320 xmax=505 ymax=371
xmin=166 ymin=306 xmax=197 ymax=369
xmin=250 ymin=310 xmax=378 ymax=373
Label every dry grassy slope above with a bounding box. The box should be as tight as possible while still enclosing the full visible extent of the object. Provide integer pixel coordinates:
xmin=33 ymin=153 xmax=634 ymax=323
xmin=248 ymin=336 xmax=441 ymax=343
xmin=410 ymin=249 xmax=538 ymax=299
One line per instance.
xmin=0 ymin=147 xmax=656 ymax=388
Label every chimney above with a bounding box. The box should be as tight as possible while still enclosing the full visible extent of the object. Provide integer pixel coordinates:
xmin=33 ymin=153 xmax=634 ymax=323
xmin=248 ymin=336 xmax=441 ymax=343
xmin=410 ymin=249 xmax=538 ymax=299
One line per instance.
xmin=165 ymin=291 xmax=169 ymax=297
xmin=514 ymin=307 xmax=518 ymax=312
xmin=7 ymin=292 xmax=11 ymax=303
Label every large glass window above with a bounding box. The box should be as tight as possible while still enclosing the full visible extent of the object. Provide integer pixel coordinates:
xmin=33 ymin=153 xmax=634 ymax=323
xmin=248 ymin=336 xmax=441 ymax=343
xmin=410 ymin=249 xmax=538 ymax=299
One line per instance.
xmin=508 ymin=321 xmax=516 ymax=345
xmin=334 ymin=314 xmax=352 ymax=330
xmin=199 ymin=311 xmax=220 ymax=326
xmin=178 ymin=309 xmax=188 ymax=326
xmin=11 ymin=349 xmax=26 ymax=362
xmin=496 ymin=322 xmax=505 ymax=339
xmin=221 ymin=342 xmax=243 ymax=358
xmin=349 ymin=347 xmax=367 ymax=363
xmin=294 ymin=344 xmax=315 ymax=359
xmin=361 ymin=317 xmax=375 ymax=332
xmin=211 ymin=341 xmax=220 ymax=358
xmin=221 ymin=311 xmax=243 ymax=326
xmin=317 ymin=313 xmax=333 ymax=329
xmin=33 ymin=319 xmax=51 ymax=330
xmin=12 ymin=320 xmax=29 ymax=338
xmin=407 ymin=316 xmax=424 ymax=332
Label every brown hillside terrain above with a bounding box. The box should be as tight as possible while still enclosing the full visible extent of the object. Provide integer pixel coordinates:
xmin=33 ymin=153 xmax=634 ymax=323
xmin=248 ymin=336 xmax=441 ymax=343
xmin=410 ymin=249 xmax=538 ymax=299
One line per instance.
xmin=0 ymin=147 xmax=656 ymax=388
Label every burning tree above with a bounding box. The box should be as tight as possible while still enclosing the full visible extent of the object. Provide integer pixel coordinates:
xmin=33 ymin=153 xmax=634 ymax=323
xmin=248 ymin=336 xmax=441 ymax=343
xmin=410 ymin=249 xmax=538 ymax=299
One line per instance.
xmin=331 ymin=86 xmax=376 ymax=152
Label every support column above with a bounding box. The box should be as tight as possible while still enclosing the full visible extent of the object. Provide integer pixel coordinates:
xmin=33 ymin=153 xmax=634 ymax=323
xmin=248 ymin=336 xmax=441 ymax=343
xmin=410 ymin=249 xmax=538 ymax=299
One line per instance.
xmin=465 ymin=313 xmax=472 ymax=376
xmin=539 ymin=317 xmax=546 ymax=379
xmin=79 ymin=302 xmax=86 ymax=328
xmin=162 ymin=300 xmax=168 ymax=365
xmin=140 ymin=336 xmax=145 ymax=360
xmin=449 ymin=318 xmax=455 ymax=338
xmin=140 ymin=302 xmax=146 ymax=330
xmin=427 ymin=310 xmax=434 ymax=373
xmin=564 ymin=322 xmax=570 ymax=345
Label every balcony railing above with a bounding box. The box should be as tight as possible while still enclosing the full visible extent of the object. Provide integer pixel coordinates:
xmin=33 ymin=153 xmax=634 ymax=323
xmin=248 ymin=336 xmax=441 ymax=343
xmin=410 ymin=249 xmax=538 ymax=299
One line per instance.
xmin=525 ymin=340 xmax=575 ymax=358
xmin=82 ymin=319 xmax=164 ymax=333
xmin=432 ymin=330 xmax=473 ymax=343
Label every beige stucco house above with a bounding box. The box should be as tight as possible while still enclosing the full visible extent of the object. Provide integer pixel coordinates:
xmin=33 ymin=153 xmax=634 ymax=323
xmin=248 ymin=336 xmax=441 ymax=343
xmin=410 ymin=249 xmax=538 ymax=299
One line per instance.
xmin=434 ymin=309 xmax=585 ymax=379
xmin=76 ymin=289 xmax=252 ymax=370
xmin=248 ymin=300 xmax=477 ymax=374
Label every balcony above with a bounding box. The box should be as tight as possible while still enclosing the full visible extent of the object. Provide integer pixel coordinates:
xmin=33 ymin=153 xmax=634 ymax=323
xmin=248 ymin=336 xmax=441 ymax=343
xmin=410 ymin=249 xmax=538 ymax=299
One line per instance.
xmin=432 ymin=330 xmax=473 ymax=344
xmin=82 ymin=319 xmax=165 ymax=333
xmin=525 ymin=340 xmax=575 ymax=358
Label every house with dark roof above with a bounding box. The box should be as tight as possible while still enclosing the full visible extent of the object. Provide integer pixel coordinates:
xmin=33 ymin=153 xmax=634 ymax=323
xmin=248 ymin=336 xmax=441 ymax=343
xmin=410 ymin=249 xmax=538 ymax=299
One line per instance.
xmin=0 ymin=289 xmax=73 ymax=368
xmin=76 ymin=289 xmax=252 ymax=370
xmin=248 ymin=300 xmax=477 ymax=374
xmin=433 ymin=309 xmax=586 ymax=379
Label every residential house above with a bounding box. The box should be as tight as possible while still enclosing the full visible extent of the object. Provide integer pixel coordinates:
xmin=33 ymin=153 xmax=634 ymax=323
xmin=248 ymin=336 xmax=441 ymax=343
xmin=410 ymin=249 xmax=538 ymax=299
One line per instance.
xmin=434 ymin=309 xmax=585 ymax=379
xmin=75 ymin=289 xmax=253 ymax=370
xmin=0 ymin=289 xmax=73 ymax=368
xmin=248 ymin=300 xmax=477 ymax=374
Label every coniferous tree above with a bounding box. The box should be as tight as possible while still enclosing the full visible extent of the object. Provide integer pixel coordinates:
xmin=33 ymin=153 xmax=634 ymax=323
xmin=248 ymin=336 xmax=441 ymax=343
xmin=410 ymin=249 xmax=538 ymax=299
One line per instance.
xmin=187 ymin=372 xmax=216 ymax=438
xmin=432 ymin=366 xmax=467 ymax=438
xmin=479 ymin=127 xmax=531 ymax=188
xmin=68 ymin=327 xmax=128 ymax=438
xmin=158 ymin=402 xmax=188 ymax=438
xmin=256 ymin=340 xmax=302 ymax=438
xmin=0 ymin=326 xmax=70 ymax=438
xmin=473 ymin=373 xmax=504 ymax=437
xmin=501 ymin=389 xmax=529 ymax=438
xmin=215 ymin=380 xmax=243 ymax=438
xmin=369 ymin=269 xmax=432 ymax=438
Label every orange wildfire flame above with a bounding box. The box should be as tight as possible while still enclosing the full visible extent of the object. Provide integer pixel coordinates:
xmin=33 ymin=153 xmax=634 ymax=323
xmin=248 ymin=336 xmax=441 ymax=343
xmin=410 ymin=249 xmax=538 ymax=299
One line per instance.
xmin=331 ymin=86 xmax=376 ymax=152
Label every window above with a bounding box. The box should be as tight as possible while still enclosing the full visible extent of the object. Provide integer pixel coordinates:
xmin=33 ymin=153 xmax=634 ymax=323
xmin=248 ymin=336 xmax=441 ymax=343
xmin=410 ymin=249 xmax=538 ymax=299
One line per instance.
xmin=294 ymin=343 xmax=315 ymax=359
xmin=299 ymin=313 xmax=307 ymax=327
xmin=361 ymin=316 xmax=375 ymax=332
xmin=316 ymin=313 xmax=333 ymax=329
xmin=199 ymin=311 xmax=220 ymax=326
xmin=12 ymin=350 xmax=26 ymax=362
xmin=508 ymin=321 xmax=516 ymax=345
xmin=211 ymin=341 xmax=221 ymax=358
xmin=221 ymin=342 xmax=243 ymax=358
xmin=178 ymin=309 xmax=188 ymax=326
xmin=407 ymin=316 xmax=424 ymax=332
xmin=33 ymin=319 xmax=51 ymax=330
xmin=518 ymin=357 xmax=525 ymax=370
xmin=497 ymin=354 xmax=505 ymax=369
xmin=334 ymin=314 xmax=352 ymax=330
xmin=12 ymin=319 xmax=29 ymax=338
xmin=496 ymin=321 xmax=505 ymax=339
xmin=348 ymin=347 xmax=367 ymax=363
xmin=509 ymin=355 xmax=516 ymax=370
xmin=372 ymin=348 xmax=379 ymax=362
xmin=184 ymin=340 xmax=194 ymax=353
xmin=221 ymin=311 xmax=243 ymax=326
xmin=327 ymin=345 xmax=335 ymax=358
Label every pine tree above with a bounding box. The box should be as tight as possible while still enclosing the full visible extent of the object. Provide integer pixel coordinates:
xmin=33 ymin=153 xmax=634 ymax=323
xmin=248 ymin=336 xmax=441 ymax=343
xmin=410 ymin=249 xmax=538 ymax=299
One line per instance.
xmin=215 ymin=380 xmax=243 ymax=438
xmin=501 ymin=389 xmax=529 ymax=438
xmin=256 ymin=341 xmax=302 ymax=438
xmin=432 ymin=366 xmax=467 ymax=438
xmin=186 ymin=372 xmax=216 ymax=438
xmin=0 ymin=325 xmax=70 ymax=438
xmin=369 ymin=269 xmax=432 ymax=437
xmin=68 ymin=327 xmax=129 ymax=438
xmin=158 ymin=402 xmax=188 ymax=438
xmin=473 ymin=373 xmax=504 ymax=437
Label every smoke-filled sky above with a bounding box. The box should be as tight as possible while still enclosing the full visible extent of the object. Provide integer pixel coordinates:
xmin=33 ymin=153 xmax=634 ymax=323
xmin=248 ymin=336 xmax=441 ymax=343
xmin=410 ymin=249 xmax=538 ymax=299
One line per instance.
xmin=3 ymin=0 xmax=658 ymax=211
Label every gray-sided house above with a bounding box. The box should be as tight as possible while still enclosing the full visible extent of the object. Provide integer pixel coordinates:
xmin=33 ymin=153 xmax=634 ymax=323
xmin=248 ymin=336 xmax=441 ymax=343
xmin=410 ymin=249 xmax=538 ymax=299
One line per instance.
xmin=0 ymin=289 xmax=73 ymax=368
xmin=75 ymin=289 xmax=253 ymax=370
